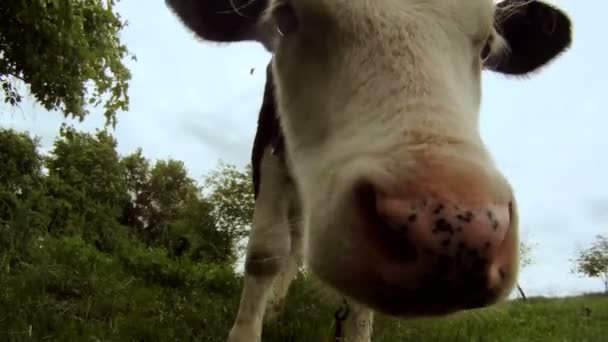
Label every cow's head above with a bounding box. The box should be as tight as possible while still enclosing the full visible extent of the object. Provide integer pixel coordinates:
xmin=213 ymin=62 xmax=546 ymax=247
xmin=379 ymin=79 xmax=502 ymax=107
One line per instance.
xmin=167 ymin=0 xmax=571 ymax=316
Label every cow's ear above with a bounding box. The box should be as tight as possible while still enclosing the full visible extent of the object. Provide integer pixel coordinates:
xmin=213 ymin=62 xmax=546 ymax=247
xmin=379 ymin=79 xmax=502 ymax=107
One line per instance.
xmin=484 ymin=0 xmax=572 ymax=75
xmin=166 ymin=0 xmax=273 ymax=49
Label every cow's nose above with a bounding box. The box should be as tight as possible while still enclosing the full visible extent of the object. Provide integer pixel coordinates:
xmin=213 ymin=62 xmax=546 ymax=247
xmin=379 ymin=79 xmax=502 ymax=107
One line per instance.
xmin=373 ymin=192 xmax=513 ymax=289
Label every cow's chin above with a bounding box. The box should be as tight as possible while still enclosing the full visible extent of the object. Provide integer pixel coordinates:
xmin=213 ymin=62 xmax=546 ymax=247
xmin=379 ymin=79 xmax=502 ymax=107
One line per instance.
xmin=303 ymin=185 xmax=518 ymax=317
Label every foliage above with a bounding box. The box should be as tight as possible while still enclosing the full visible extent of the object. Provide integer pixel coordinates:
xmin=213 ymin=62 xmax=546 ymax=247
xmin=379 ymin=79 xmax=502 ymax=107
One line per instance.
xmin=0 ymin=235 xmax=241 ymax=342
xmin=118 ymin=151 xmax=238 ymax=264
xmin=47 ymin=125 xmax=127 ymax=211
xmin=514 ymin=240 xmax=538 ymax=300
xmin=0 ymin=129 xmax=49 ymax=266
xmin=202 ymin=161 xmax=254 ymax=256
xmin=572 ymin=235 xmax=608 ymax=293
xmin=0 ymin=129 xmax=44 ymax=195
xmin=0 ymin=124 xmax=247 ymax=265
xmin=145 ymin=159 xmax=199 ymax=246
xmin=2 ymin=245 xmax=607 ymax=342
xmin=0 ymin=127 xmax=249 ymax=340
xmin=119 ymin=148 xmax=152 ymax=233
xmin=170 ymin=193 xmax=235 ymax=264
xmin=519 ymin=239 xmax=537 ymax=269
xmin=0 ymin=0 xmax=134 ymax=125
xmin=43 ymin=125 xmax=127 ymax=251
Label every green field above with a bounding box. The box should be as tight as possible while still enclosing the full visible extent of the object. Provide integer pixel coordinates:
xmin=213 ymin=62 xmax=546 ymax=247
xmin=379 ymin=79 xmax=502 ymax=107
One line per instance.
xmin=1 ymin=237 xmax=606 ymax=342
xmin=359 ymin=294 xmax=607 ymax=342
xmin=264 ymin=292 xmax=608 ymax=342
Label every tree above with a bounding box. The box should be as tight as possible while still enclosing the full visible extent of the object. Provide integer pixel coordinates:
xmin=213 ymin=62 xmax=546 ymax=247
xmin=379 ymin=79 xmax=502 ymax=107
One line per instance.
xmin=0 ymin=129 xmax=44 ymax=197
xmin=45 ymin=125 xmax=127 ymax=250
xmin=170 ymin=194 xmax=234 ymax=264
xmin=118 ymin=153 xmax=239 ymax=264
xmin=201 ymin=161 xmax=254 ymax=256
xmin=119 ymin=148 xmax=152 ymax=234
xmin=572 ymin=234 xmax=608 ymax=294
xmin=519 ymin=240 xmax=536 ymax=269
xmin=145 ymin=159 xmax=199 ymax=247
xmin=515 ymin=240 xmax=537 ymax=300
xmin=0 ymin=129 xmax=49 ymax=263
xmin=0 ymin=0 xmax=134 ymax=125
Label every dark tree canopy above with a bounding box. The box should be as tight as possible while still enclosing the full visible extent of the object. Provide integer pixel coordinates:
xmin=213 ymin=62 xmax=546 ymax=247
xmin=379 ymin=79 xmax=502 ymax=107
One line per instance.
xmin=0 ymin=0 xmax=134 ymax=125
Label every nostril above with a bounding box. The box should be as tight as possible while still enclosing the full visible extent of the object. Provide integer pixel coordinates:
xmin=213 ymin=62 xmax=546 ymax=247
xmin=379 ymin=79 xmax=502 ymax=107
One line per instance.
xmin=353 ymin=181 xmax=418 ymax=262
xmin=378 ymin=208 xmax=411 ymax=233
xmin=374 ymin=193 xmax=417 ymax=233
xmin=499 ymin=267 xmax=506 ymax=279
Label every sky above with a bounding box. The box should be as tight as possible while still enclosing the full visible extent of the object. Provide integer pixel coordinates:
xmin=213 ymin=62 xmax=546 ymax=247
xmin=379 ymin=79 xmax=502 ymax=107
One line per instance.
xmin=1 ymin=0 xmax=607 ymax=297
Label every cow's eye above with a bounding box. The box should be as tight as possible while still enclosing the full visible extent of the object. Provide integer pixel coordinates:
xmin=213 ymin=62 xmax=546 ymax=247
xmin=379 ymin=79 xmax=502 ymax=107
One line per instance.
xmin=480 ymin=34 xmax=494 ymax=61
xmin=481 ymin=41 xmax=491 ymax=61
xmin=273 ymin=1 xmax=299 ymax=36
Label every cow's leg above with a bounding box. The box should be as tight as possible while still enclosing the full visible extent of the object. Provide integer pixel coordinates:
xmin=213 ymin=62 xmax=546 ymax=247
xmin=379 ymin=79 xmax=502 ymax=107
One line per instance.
xmin=266 ymin=201 xmax=303 ymax=322
xmin=343 ymin=300 xmax=374 ymax=342
xmin=227 ymin=149 xmax=293 ymax=342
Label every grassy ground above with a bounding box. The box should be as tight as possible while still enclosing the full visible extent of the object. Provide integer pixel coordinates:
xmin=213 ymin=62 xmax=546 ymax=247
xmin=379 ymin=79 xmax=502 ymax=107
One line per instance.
xmin=264 ymin=292 xmax=608 ymax=342
xmin=1 ymin=238 xmax=606 ymax=341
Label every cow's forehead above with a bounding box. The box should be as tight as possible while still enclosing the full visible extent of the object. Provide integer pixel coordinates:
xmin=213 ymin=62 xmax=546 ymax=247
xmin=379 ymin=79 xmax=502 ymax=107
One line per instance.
xmin=266 ymin=0 xmax=498 ymax=30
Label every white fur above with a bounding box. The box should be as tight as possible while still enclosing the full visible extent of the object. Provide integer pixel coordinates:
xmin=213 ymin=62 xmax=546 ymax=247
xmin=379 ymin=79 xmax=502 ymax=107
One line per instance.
xmin=269 ymin=0 xmax=512 ymax=272
xmin=227 ymin=148 xmax=302 ymax=342
xmin=342 ymin=301 xmax=374 ymax=342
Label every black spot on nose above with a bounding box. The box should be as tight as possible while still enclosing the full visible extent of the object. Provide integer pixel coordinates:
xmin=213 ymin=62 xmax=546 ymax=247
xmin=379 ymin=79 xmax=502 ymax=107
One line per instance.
xmin=457 ymin=211 xmax=474 ymax=223
xmin=433 ymin=218 xmax=455 ymax=236
xmin=487 ymin=211 xmax=499 ymax=230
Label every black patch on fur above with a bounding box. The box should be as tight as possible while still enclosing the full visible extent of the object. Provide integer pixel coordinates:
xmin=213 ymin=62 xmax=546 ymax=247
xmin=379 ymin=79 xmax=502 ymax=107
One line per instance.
xmin=486 ymin=0 xmax=572 ymax=75
xmin=251 ymin=63 xmax=288 ymax=198
xmin=165 ymin=0 xmax=268 ymax=44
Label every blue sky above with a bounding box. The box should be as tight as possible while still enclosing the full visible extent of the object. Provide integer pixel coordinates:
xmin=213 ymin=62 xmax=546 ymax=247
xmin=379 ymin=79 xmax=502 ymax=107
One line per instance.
xmin=1 ymin=0 xmax=606 ymax=297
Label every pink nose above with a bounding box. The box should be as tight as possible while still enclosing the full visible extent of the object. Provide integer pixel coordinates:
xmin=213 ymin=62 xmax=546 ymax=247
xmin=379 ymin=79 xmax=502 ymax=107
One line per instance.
xmin=373 ymin=193 xmax=512 ymax=290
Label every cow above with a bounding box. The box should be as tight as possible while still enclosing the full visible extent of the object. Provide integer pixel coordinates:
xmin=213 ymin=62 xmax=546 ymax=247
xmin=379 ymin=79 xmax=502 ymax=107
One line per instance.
xmin=165 ymin=0 xmax=572 ymax=341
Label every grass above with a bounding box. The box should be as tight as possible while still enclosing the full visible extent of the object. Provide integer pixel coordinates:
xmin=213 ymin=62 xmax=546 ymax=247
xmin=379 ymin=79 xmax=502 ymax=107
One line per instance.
xmin=374 ymin=293 xmax=608 ymax=341
xmin=263 ymin=292 xmax=608 ymax=342
xmin=1 ymin=237 xmax=606 ymax=341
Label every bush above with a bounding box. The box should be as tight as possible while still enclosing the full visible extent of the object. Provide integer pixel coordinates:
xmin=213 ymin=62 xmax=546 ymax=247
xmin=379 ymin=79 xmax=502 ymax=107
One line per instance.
xmin=0 ymin=235 xmax=242 ymax=341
